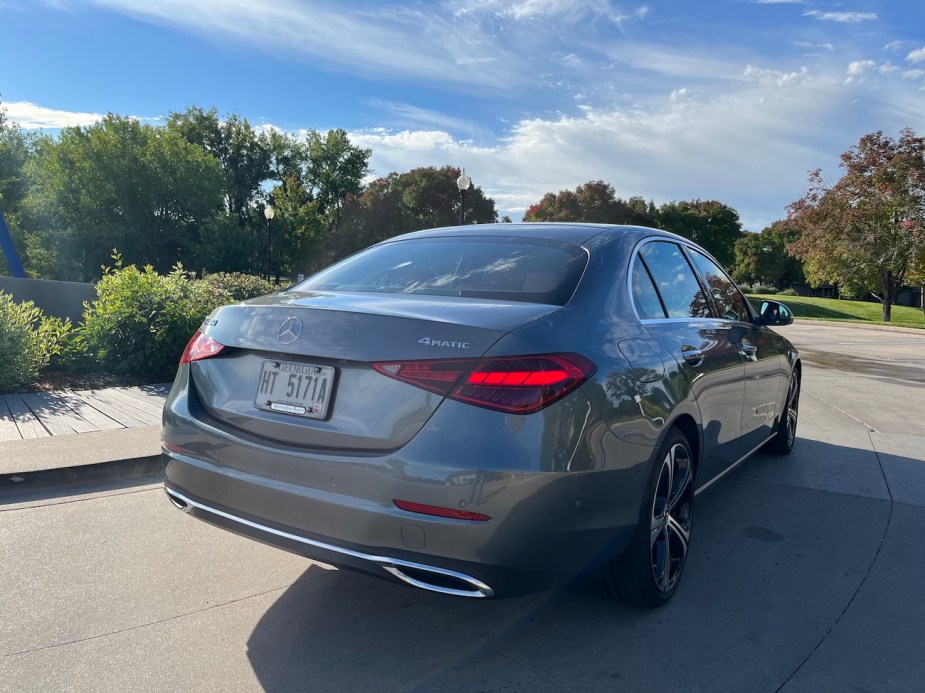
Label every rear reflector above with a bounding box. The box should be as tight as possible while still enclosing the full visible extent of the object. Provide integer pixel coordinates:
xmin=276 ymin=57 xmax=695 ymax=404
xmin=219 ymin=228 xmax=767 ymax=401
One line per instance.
xmin=180 ymin=330 xmax=225 ymax=364
xmin=394 ymin=499 xmax=491 ymax=522
xmin=373 ymin=353 xmax=595 ymax=414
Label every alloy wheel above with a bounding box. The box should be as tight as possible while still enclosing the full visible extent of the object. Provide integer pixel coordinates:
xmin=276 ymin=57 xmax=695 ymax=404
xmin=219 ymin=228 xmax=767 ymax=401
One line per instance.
xmin=650 ymin=441 xmax=694 ymax=593
xmin=785 ymin=375 xmax=799 ymax=448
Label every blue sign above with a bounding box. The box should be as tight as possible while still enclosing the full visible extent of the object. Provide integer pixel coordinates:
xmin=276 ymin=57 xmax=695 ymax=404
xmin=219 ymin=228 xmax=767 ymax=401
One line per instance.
xmin=0 ymin=211 xmax=25 ymax=278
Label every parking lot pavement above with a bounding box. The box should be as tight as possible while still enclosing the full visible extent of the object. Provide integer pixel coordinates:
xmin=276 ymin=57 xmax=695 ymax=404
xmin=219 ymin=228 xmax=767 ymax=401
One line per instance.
xmin=0 ymin=322 xmax=922 ymax=692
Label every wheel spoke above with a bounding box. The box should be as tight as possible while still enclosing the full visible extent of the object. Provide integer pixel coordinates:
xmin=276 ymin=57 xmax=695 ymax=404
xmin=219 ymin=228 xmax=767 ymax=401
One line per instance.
xmin=668 ymin=467 xmax=691 ymax=513
xmin=785 ymin=376 xmax=799 ymax=442
xmin=666 ymin=513 xmax=690 ymax=551
xmin=652 ymin=529 xmax=670 ymax=590
xmin=666 ymin=445 xmax=692 ymax=515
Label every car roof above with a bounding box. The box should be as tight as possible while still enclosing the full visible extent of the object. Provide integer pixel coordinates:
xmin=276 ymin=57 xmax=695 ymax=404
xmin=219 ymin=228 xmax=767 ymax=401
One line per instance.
xmin=386 ymin=222 xmax=688 ymax=247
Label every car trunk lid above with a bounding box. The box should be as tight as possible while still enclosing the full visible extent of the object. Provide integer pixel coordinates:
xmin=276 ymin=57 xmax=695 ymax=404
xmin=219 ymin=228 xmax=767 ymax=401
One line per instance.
xmin=189 ymin=291 xmax=560 ymax=451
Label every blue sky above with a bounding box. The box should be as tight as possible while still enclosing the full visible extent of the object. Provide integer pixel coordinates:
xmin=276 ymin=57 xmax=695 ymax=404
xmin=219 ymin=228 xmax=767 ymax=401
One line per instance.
xmin=1 ymin=0 xmax=924 ymax=230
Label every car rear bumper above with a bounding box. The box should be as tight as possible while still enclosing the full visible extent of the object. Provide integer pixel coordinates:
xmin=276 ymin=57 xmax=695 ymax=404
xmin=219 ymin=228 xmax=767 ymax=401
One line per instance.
xmin=162 ymin=378 xmax=655 ymax=598
xmin=164 ymin=485 xmax=497 ymax=597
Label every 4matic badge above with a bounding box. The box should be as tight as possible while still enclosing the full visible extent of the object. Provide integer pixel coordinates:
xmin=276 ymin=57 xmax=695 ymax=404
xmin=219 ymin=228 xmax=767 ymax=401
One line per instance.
xmin=418 ymin=337 xmax=471 ymax=349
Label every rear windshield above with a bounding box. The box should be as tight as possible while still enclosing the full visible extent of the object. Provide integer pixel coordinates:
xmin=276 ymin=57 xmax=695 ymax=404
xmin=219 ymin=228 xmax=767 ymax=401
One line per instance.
xmin=296 ymin=236 xmax=588 ymax=305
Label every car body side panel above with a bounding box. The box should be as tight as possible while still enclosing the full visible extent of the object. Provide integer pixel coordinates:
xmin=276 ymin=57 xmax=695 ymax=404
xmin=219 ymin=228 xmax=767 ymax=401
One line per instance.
xmin=737 ymin=323 xmax=790 ymax=454
xmin=640 ymin=319 xmax=744 ymax=481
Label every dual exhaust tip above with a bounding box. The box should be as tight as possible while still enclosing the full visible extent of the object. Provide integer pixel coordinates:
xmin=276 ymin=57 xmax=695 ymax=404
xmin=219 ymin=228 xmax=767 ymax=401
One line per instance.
xmin=164 ymin=488 xmax=494 ymax=598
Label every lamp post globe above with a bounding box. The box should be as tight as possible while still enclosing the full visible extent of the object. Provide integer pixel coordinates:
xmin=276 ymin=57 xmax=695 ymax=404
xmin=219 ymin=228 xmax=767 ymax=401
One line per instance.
xmin=456 ymin=169 xmax=471 ymax=225
xmin=264 ymin=204 xmax=275 ymax=282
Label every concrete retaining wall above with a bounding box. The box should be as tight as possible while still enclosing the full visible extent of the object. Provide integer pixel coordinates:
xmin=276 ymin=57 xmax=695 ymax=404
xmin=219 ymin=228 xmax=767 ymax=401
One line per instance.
xmin=0 ymin=277 xmax=96 ymax=323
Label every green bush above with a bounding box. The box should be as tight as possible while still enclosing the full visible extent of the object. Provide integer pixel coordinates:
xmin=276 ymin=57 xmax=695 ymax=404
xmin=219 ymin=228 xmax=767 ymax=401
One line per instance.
xmin=752 ymin=285 xmax=778 ymax=295
xmin=0 ymin=292 xmax=70 ymax=392
xmin=779 ymin=288 xmax=799 ymax=296
xmin=73 ymin=261 xmax=229 ymax=379
xmin=201 ymin=272 xmax=275 ymax=301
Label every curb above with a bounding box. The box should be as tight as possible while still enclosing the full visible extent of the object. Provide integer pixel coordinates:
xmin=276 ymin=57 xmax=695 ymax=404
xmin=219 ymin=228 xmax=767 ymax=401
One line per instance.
xmin=0 ymin=455 xmax=162 ymax=494
xmin=789 ymin=318 xmax=925 ymax=335
xmin=0 ymin=454 xmax=163 ymax=491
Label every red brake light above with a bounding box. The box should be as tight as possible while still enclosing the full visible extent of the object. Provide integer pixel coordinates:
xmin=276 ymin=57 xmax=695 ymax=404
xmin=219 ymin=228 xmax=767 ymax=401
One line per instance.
xmin=180 ymin=330 xmax=225 ymax=365
xmin=372 ymin=358 xmax=476 ymax=396
xmin=394 ymin=499 xmax=491 ymax=522
xmin=372 ymin=353 xmax=595 ymax=414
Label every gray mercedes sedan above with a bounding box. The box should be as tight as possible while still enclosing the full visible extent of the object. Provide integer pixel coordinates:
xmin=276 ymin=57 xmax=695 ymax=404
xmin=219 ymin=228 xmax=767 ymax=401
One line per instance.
xmin=162 ymin=223 xmax=800 ymax=608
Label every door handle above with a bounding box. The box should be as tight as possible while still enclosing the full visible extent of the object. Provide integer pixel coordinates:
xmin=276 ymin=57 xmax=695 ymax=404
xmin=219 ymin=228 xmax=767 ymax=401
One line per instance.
xmin=680 ymin=345 xmax=704 ymax=366
xmin=741 ymin=343 xmax=758 ymax=361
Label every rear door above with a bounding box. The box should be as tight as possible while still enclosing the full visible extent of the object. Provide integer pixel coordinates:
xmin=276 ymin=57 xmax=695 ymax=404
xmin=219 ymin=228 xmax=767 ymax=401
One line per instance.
xmin=632 ymin=240 xmax=745 ymax=480
xmin=685 ymin=248 xmax=785 ymax=456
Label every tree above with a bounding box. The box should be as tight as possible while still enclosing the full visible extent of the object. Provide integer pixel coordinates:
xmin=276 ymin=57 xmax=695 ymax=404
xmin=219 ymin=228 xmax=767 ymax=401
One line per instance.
xmin=733 ymin=221 xmax=804 ymax=289
xmin=0 ymin=97 xmax=32 ymax=276
xmin=25 ymin=115 xmax=225 ymax=280
xmin=656 ymin=199 xmax=743 ymax=268
xmin=304 ymin=129 xmax=370 ymax=232
xmin=787 ymin=129 xmax=925 ymax=321
xmin=166 ymin=107 xmax=272 ymax=228
xmin=266 ymin=175 xmax=325 ymax=276
xmin=524 ymin=180 xmax=657 ymax=226
xmin=335 ymin=166 xmax=497 ymax=264
xmin=0 ymin=100 xmax=29 ymax=215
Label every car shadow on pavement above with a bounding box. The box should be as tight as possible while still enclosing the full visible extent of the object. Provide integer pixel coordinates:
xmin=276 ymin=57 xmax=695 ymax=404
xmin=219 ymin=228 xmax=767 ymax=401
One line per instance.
xmin=244 ymin=439 xmax=913 ymax=692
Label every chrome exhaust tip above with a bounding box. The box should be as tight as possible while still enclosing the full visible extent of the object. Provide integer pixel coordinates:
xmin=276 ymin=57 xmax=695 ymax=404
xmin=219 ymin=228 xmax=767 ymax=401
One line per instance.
xmin=164 ymin=489 xmax=191 ymax=512
xmin=382 ymin=561 xmax=494 ymax=598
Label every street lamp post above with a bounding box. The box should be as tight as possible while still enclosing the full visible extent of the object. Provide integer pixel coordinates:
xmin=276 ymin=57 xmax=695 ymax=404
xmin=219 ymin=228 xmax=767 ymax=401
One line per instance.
xmin=456 ymin=169 xmax=471 ymax=225
xmin=264 ymin=203 xmax=275 ymax=282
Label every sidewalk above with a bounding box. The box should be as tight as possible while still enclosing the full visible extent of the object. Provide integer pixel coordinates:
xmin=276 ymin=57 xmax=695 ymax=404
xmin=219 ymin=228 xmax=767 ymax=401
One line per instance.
xmin=0 ymin=383 xmax=169 ymax=490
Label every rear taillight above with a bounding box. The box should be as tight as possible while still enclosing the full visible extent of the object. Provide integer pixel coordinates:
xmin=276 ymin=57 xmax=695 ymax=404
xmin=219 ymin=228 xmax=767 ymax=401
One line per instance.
xmin=180 ymin=330 xmax=225 ymax=364
xmin=373 ymin=353 xmax=595 ymax=414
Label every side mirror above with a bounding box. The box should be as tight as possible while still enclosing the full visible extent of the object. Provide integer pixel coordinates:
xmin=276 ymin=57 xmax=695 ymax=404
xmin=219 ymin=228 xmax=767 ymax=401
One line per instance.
xmin=759 ymin=300 xmax=794 ymax=326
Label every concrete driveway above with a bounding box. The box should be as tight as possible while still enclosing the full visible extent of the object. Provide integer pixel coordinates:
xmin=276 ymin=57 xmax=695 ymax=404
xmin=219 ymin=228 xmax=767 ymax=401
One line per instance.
xmin=1 ymin=321 xmax=922 ymax=692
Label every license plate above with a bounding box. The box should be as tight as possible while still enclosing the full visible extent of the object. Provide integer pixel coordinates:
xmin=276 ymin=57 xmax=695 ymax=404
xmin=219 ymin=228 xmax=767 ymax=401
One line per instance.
xmin=254 ymin=360 xmax=335 ymax=419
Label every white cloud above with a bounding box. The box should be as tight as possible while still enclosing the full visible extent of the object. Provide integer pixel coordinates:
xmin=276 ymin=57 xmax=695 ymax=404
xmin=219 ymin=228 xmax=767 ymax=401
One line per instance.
xmin=365 ymin=100 xmax=487 ymax=139
xmin=907 ymin=47 xmax=925 ymax=64
xmin=884 ymin=40 xmax=903 ymax=52
xmin=4 ymin=101 xmax=107 ymax=128
xmin=743 ymin=64 xmax=811 ymax=87
xmin=903 ymin=70 xmax=925 ymax=81
xmin=353 ymin=129 xmax=462 ymax=152
xmin=75 ymin=0 xmax=524 ymax=92
xmin=804 ymin=10 xmax=877 ymax=23
xmin=469 ymin=0 xmax=650 ymax=24
xmin=847 ymin=60 xmax=875 ymax=76
xmin=794 ymin=41 xmax=833 ymax=51
xmin=879 ymin=62 xmax=901 ymax=74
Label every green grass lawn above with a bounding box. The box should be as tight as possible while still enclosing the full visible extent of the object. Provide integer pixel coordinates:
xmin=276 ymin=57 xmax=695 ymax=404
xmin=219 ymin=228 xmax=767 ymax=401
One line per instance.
xmin=746 ymin=294 xmax=925 ymax=328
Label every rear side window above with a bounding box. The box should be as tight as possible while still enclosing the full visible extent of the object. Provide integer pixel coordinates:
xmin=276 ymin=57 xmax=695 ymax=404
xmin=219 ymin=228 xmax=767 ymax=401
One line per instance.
xmin=638 ymin=242 xmax=712 ymax=318
xmin=631 ymin=258 xmax=667 ymax=319
xmin=296 ymin=237 xmax=588 ymax=305
xmin=687 ymin=249 xmax=752 ymax=322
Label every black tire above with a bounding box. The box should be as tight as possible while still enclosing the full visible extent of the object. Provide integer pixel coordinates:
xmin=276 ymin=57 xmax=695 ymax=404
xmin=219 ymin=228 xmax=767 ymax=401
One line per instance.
xmin=595 ymin=429 xmax=694 ymax=608
xmin=765 ymin=371 xmax=800 ymax=455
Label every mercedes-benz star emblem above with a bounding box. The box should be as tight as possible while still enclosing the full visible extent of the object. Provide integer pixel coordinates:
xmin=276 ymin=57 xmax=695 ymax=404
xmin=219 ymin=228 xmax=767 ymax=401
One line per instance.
xmin=278 ymin=317 xmax=303 ymax=345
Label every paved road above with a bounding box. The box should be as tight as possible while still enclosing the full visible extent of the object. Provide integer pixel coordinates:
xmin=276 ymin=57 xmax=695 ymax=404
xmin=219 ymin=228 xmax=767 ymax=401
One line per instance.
xmin=1 ymin=322 xmax=923 ymax=692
